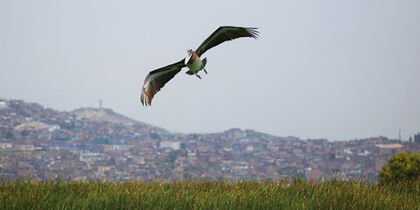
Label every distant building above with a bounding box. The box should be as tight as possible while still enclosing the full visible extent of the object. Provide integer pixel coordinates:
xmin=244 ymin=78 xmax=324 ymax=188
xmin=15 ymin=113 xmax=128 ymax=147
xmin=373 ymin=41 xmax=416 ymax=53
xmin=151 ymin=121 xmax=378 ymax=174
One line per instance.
xmin=415 ymin=133 xmax=420 ymax=144
xmin=0 ymin=143 xmax=12 ymax=149
xmin=0 ymin=101 xmax=7 ymax=109
xmin=375 ymin=144 xmax=403 ymax=149
xmin=160 ymin=141 xmax=180 ymax=150
xmin=14 ymin=145 xmax=35 ymax=151
xmin=40 ymin=124 xmax=60 ymax=132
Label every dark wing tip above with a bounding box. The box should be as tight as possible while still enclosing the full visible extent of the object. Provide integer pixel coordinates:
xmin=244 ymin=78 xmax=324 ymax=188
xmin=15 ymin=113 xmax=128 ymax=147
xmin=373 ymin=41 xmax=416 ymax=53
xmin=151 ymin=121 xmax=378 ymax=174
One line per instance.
xmin=244 ymin=27 xmax=260 ymax=39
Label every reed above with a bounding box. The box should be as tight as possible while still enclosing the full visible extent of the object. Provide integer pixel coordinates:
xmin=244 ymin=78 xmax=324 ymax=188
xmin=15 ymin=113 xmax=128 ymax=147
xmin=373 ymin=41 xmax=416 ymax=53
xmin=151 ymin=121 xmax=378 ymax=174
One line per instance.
xmin=0 ymin=178 xmax=418 ymax=209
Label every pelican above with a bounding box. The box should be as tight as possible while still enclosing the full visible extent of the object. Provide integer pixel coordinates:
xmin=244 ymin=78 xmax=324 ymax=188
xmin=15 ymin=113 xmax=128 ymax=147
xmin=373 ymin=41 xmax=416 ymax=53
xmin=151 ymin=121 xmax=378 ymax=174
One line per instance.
xmin=140 ymin=26 xmax=259 ymax=106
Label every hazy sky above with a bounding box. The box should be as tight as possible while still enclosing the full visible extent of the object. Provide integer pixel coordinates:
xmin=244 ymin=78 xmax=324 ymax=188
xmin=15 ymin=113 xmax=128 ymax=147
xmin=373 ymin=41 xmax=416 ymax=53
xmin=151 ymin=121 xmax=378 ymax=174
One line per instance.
xmin=1 ymin=0 xmax=419 ymax=141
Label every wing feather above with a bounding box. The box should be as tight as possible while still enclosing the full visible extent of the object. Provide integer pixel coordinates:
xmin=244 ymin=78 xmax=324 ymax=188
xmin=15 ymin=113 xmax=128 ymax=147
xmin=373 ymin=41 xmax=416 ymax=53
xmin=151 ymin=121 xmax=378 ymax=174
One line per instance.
xmin=141 ymin=60 xmax=185 ymax=106
xmin=195 ymin=26 xmax=259 ymax=56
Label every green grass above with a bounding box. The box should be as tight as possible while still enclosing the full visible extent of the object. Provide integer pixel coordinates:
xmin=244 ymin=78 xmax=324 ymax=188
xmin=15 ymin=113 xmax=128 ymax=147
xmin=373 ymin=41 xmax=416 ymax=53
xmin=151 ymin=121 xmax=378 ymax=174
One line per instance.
xmin=0 ymin=178 xmax=419 ymax=209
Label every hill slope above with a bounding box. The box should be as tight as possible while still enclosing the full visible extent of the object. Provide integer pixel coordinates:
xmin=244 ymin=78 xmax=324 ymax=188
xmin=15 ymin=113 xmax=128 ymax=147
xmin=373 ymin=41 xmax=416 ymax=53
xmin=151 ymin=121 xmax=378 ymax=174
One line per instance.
xmin=0 ymin=99 xmax=417 ymax=181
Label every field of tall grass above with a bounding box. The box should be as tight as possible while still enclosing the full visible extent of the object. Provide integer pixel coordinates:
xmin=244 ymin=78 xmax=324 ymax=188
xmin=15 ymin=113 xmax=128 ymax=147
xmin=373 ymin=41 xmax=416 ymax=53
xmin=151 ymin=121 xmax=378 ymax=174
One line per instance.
xmin=1 ymin=178 xmax=418 ymax=209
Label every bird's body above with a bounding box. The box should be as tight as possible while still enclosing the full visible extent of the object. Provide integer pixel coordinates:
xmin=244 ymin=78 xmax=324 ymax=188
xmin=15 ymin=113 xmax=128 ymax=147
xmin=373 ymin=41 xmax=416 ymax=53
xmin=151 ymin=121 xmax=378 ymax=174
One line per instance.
xmin=185 ymin=50 xmax=207 ymax=78
xmin=140 ymin=26 xmax=259 ymax=106
xmin=186 ymin=58 xmax=203 ymax=73
xmin=185 ymin=51 xmax=205 ymax=75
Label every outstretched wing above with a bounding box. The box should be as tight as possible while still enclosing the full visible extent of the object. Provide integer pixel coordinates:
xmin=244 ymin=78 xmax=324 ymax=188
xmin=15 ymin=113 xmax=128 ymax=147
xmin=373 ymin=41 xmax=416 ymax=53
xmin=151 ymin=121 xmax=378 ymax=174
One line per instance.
xmin=141 ymin=60 xmax=185 ymax=106
xmin=195 ymin=26 xmax=259 ymax=56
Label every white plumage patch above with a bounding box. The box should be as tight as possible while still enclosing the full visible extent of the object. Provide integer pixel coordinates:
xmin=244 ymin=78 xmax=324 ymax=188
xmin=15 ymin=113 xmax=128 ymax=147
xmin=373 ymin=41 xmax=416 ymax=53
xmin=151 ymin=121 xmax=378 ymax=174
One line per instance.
xmin=184 ymin=54 xmax=192 ymax=65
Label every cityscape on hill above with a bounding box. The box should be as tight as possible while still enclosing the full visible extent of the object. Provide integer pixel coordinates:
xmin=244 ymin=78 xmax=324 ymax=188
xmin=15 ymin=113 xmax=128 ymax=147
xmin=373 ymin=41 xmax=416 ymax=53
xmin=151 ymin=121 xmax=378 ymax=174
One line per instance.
xmin=0 ymin=99 xmax=419 ymax=181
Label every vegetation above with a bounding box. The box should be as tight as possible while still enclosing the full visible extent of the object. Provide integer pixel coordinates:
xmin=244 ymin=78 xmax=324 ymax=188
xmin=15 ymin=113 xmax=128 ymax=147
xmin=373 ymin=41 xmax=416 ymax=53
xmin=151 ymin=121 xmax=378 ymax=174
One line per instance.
xmin=378 ymin=152 xmax=420 ymax=185
xmin=0 ymin=178 xmax=419 ymax=209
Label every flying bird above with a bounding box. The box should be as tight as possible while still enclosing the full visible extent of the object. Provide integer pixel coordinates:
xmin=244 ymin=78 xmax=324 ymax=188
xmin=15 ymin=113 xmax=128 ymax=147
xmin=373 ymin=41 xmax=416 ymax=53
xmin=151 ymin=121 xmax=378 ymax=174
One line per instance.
xmin=140 ymin=26 xmax=259 ymax=106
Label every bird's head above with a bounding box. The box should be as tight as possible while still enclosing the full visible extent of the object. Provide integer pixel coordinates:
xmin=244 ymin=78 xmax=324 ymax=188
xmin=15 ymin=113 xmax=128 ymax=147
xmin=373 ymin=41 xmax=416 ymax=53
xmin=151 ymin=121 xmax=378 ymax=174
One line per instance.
xmin=184 ymin=49 xmax=193 ymax=65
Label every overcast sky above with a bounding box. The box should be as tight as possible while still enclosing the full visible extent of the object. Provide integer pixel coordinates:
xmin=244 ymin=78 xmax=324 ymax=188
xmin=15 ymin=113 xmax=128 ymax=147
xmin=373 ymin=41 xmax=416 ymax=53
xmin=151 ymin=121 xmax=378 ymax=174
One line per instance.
xmin=1 ymin=0 xmax=419 ymax=141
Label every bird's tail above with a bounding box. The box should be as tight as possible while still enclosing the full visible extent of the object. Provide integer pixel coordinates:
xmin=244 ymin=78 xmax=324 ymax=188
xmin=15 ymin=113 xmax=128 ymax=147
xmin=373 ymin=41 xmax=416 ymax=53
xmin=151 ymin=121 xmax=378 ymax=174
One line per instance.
xmin=202 ymin=58 xmax=207 ymax=68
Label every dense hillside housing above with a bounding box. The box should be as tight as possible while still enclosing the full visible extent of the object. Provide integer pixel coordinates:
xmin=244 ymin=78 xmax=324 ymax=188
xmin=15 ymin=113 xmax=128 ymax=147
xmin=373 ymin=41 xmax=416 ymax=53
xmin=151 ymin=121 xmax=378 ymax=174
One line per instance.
xmin=0 ymin=99 xmax=418 ymax=181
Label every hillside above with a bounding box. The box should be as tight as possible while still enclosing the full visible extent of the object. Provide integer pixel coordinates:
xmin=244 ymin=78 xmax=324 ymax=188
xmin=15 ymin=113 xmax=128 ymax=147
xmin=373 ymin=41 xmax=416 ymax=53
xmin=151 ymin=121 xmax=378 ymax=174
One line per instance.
xmin=0 ymin=99 xmax=166 ymax=135
xmin=0 ymin=99 xmax=418 ymax=181
xmin=72 ymin=108 xmax=139 ymax=127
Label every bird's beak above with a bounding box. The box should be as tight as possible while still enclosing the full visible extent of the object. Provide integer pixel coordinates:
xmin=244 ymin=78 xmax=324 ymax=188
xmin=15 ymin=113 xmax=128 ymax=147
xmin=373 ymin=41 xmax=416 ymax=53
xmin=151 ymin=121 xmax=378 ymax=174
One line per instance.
xmin=184 ymin=53 xmax=192 ymax=65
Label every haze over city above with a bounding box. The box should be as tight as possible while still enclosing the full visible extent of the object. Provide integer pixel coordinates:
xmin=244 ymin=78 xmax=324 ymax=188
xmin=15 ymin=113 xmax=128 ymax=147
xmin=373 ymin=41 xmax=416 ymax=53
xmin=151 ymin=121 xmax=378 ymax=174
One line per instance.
xmin=1 ymin=0 xmax=419 ymax=141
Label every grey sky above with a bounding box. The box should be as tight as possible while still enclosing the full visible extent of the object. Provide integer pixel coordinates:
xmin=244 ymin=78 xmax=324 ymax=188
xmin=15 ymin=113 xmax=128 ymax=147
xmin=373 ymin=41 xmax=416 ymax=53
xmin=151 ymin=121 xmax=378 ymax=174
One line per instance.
xmin=1 ymin=0 xmax=419 ymax=141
